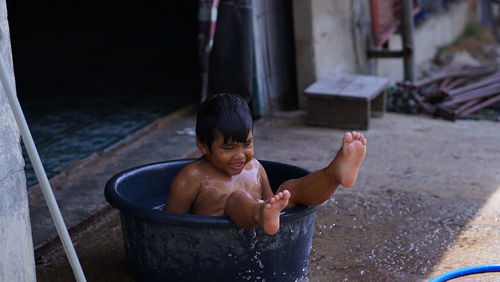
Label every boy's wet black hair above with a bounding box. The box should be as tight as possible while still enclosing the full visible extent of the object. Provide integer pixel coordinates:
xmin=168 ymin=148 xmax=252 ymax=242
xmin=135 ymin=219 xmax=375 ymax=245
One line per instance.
xmin=196 ymin=93 xmax=253 ymax=150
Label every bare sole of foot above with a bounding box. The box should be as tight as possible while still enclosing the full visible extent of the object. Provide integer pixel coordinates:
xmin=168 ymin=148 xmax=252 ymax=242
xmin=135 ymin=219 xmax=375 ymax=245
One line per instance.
xmin=260 ymin=190 xmax=290 ymax=235
xmin=330 ymin=131 xmax=367 ymax=187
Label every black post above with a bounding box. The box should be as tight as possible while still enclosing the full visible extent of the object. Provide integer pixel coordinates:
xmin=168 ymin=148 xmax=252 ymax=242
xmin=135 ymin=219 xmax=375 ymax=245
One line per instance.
xmin=401 ymin=0 xmax=416 ymax=82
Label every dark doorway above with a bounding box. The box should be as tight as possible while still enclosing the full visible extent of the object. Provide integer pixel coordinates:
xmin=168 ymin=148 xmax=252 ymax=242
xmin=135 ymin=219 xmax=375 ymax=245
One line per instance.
xmin=7 ymin=0 xmax=200 ymax=186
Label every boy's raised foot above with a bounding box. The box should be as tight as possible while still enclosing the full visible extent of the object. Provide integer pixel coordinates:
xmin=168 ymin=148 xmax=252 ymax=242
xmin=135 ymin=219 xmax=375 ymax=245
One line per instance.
xmin=329 ymin=131 xmax=367 ymax=187
xmin=259 ymin=190 xmax=290 ymax=235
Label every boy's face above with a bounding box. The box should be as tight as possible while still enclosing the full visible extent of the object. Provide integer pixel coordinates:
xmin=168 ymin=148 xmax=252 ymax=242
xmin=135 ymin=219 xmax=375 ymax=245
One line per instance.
xmin=198 ymin=131 xmax=254 ymax=176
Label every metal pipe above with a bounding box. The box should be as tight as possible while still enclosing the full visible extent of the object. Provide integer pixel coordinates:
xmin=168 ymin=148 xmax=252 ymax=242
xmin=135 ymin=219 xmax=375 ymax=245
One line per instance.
xmin=435 ymin=104 xmax=456 ymax=121
xmin=446 ymin=72 xmax=500 ymax=96
xmin=401 ymin=0 xmax=416 ymax=81
xmin=456 ymin=98 xmax=481 ymax=114
xmin=442 ymin=83 xmax=500 ymax=106
xmin=409 ymin=90 xmax=435 ymax=114
xmin=440 ymin=77 xmax=467 ymax=92
xmin=438 ymin=77 xmax=453 ymax=91
xmin=461 ymin=94 xmax=500 ymax=115
xmin=0 ymin=52 xmax=86 ymax=281
xmin=413 ymin=68 xmax=494 ymax=89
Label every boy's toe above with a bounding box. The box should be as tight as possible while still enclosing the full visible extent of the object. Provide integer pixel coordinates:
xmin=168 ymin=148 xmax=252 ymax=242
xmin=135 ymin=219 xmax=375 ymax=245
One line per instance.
xmin=343 ymin=132 xmax=353 ymax=143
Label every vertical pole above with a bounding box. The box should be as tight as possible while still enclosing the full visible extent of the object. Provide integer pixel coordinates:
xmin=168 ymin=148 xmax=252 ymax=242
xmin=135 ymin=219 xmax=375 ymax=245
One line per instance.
xmin=401 ymin=0 xmax=416 ymax=82
xmin=0 ymin=44 xmax=87 ymax=282
xmin=0 ymin=3 xmax=36 ymax=279
xmin=479 ymin=0 xmax=491 ymax=27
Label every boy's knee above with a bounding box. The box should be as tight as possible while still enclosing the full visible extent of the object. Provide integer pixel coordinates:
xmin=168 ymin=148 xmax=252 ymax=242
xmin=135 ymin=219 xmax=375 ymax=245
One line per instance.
xmin=224 ymin=191 xmax=247 ymax=209
xmin=277 ymin=178 xmax=298 ymax=193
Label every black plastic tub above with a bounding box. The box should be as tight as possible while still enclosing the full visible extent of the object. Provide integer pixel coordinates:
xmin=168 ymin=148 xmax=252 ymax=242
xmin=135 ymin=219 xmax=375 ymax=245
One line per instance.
xmin=105 ymin=159 xmax=317 ymax=282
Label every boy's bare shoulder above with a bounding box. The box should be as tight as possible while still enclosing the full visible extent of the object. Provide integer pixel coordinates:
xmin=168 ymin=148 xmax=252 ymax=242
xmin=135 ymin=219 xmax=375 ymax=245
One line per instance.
xmin=249 ymin=158 xmax=261 ymax=166
xmin=251 ymin=158 xmax=265 ymax=171
xmin=175 ymin=159 xmax=206 ymax=181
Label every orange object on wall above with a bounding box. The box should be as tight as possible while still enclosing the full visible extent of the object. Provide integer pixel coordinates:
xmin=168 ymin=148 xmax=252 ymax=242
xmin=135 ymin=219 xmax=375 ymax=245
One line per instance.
xmin=369 ymin=0 xmax=402 ymax=47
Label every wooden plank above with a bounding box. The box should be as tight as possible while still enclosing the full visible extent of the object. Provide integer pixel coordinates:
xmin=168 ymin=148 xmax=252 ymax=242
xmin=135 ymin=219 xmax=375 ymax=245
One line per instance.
xmin=340 ymin=75 xmax=388 ymax=99
xmin=304 ymin=73 xmax=355 ymax=95
xmin=307 ymin=96 xmax=370 ymax=129
xmin=305 ymin=73 xmax=388 ymax=100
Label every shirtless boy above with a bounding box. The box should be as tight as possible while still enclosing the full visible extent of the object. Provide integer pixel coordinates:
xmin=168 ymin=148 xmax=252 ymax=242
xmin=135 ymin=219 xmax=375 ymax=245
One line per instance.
xmin=165 ymin=93 xmax=367 ymax=235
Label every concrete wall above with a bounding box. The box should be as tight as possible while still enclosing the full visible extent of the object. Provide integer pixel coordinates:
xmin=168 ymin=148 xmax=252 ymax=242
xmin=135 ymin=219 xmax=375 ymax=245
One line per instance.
xmin=293 ymin=0 xmax=471 ymax=107
xmin=0 ymin=0 xmax=36 ymax=280
xmin=292 ymin=0 xmax=315 ymax=108
xmin=377 ymin=1 xmax=471 ymax=82
xmin=292 ymin=0 xmax=372 ymax=107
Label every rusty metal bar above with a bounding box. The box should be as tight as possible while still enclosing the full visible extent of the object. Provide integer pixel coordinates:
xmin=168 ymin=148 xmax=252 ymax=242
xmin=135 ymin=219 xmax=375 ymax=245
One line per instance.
xmin=435 ymin=104 xmax=456 ymax=121
xmin=396 ymin=81 xmax=415 ymax=88
xmin=410 ymin=90 xmax=435 ymax=114
xmin=414 ymin=68 xmax=494 ymax=89
xmin=439 ymin=77 xmax=453 ymax=91
xmin=446 ymin=72 xmax=500 ymax=96
xmin=423 ymin=90 xmax=446 ymax=102
xmin=461 ymin=94 xmax=500 ymax=115
xmin=447 ymin=82 xmax=500 ymax=101
xmin=455 ymin=98 xmax=482 ymax=113
xmin=440 ymin=77 xmax=468 ymax=92
xmin=441 ymin=83 xmax=500 ymax=106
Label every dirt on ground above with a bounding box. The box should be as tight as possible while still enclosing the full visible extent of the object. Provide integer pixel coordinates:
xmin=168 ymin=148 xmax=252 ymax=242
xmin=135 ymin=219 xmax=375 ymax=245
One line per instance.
xmin=34 ymin=110 xmax=500 ymax=282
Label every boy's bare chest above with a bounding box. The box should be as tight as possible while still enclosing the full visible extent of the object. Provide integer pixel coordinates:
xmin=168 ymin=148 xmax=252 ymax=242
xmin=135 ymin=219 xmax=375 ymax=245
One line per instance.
xmin=198 ymin=169 xmax=262 ymax=200
xmin=189 ymin=161 xmax=263 ymax=216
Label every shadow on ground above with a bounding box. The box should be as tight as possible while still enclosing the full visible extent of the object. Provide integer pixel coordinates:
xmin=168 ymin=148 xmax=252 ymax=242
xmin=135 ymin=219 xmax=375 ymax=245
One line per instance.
xmin=35 ymin=111 xmax=500 ymax=281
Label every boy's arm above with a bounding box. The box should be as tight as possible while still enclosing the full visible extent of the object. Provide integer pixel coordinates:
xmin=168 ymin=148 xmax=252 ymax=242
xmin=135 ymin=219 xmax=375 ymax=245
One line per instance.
xmin=164 ymin=166 xmax=200 ymax=214
xmin=258 ymin=163 xmax=274 ymax=200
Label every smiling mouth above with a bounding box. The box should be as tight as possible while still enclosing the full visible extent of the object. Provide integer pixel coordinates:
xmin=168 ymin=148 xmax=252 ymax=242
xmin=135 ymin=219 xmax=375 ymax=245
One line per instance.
xmin=229 ymin=162 xmax=245 ymax=170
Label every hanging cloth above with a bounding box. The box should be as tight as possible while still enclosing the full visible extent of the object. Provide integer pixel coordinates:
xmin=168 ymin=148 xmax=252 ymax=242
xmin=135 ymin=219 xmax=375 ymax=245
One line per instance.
xmin=198 ymin=0 xmax=220 ymax=101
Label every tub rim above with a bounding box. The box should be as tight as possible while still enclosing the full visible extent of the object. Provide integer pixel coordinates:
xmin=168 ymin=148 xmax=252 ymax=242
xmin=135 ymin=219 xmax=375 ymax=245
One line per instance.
xmin=105 ymin=159 xmax=317 ymax=227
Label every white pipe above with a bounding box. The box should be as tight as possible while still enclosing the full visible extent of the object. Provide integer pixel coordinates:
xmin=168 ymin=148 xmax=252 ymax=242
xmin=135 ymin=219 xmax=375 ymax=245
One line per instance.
xmin=0 ymin=52 xmax=87 ymax=282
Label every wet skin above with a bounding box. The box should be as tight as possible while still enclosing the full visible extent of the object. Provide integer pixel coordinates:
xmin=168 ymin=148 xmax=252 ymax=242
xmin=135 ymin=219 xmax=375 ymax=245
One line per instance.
xmin=165 ymin=130 xmax=367 ymax=235
xmin=165 ymin=131 xmax=291 ymax=235
xmin=277 ymin=131 xmax=367 ymax=208
xmin=165 ymin=132 xmax=274 ymax=216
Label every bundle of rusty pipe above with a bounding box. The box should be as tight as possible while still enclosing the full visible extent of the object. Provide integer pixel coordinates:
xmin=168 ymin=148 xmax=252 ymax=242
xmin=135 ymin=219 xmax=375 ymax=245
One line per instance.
xmin=394 ymin=66 xmax=500 ymax=121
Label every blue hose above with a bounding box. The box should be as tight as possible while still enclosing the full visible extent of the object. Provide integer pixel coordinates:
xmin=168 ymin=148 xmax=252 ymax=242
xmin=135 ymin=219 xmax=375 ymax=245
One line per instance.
xmin=429 ymin=264 xmax=500 ymax=282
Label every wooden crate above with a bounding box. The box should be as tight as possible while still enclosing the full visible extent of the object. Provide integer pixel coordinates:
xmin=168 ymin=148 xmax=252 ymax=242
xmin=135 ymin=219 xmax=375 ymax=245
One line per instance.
xmin=305 ymin=73 xmax=388 ymax=130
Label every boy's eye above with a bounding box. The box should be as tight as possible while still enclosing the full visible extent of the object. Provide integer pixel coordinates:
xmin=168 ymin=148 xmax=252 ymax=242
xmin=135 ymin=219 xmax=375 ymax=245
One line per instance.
xmin=245 ymin=139 xmax=253 ymax=147
xmin=222 ymin=145 xmax=234 ymax=150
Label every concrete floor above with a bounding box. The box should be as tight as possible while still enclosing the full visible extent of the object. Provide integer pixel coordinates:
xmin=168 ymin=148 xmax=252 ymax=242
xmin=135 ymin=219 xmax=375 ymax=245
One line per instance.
xmin=28 ymin=106 xmax=199 ymax=248
xmin=33 ymin=109 xmax=500 ymax=281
